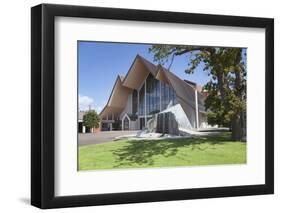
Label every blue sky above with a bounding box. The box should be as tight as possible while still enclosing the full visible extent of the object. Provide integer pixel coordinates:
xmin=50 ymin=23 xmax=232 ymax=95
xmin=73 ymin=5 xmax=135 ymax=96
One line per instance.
xmin=78 ymin=41 xmax=244 ymax=112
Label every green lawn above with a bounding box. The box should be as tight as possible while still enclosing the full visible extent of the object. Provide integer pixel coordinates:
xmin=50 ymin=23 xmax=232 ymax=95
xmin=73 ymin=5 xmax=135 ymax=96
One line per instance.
xmin=78 ymin=133 xmax=246 ymax=170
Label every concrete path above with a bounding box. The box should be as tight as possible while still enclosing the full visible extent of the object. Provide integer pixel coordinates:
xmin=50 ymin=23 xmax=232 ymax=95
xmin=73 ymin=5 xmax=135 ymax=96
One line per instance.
xmin=78 ymin=131 xmax=138 ymax=146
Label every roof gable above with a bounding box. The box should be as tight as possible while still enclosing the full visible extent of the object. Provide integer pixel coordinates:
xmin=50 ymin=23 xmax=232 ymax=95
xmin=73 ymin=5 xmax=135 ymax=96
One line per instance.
xmin=158 ymin=67 xmax=206 ymax=112
xmin=100 ymin=55 xmax=206 ymax=117
xmin=121 ymin=55 xmax=158 ymax=89
xmin=99 ymin=75 xmax=132 ymax=117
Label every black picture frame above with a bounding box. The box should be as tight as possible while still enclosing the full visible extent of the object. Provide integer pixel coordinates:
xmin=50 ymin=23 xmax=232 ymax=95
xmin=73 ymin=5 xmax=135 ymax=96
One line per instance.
xmin=31 ymin=3 xmax=274 ymax=209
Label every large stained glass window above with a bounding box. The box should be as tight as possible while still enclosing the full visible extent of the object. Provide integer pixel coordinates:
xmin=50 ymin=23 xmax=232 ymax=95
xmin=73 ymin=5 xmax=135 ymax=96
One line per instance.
xmin=169 ymin=84 xmax=177 ymax=106
xmin=137 ymin=73 xmax=177 ymax=117
xmin=161 ymin=82 xmax=177 ymax=110
xmin=161 ymin=83 xmax=169 ymax=110
xmin=146 ymin=74 xmax=160 ymax=115
xmin=139 ymin=84 xmax=145 ymax=115
xmin=132 ymin=89 xmax=138 ymax=114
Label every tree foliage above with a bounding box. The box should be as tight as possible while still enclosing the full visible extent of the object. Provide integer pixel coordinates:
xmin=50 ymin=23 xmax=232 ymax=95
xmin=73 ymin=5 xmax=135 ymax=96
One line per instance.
xmin=149 ymin=45 xmax=246 ymax=141
xmin=83 ymin=110 xmax=100 ymax=129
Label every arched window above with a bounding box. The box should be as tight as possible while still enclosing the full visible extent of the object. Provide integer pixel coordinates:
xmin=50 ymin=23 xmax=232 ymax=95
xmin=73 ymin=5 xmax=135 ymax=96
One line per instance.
xmin=123 ymin=117 xmax=129 ymax=130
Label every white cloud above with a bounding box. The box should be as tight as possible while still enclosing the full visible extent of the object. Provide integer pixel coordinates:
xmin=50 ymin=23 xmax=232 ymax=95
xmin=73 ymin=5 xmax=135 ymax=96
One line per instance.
xmin=79 ymin=94 xmax=94 ymax=111
xmin=79 ymin=94 xmax=106 ymax=113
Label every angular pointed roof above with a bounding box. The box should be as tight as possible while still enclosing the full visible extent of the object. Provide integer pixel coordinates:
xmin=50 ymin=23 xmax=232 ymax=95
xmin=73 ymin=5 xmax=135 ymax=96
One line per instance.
xmin=157 ymin=66 xmax=206 ymax=112
xmin=100 ymin=55 xmax=160 ymax=117
xmin=121 ymin=54 xmax=159 ymax=89
xmin=99 ymin=55 xmax=206 ymax=118
xmin=99 ymin=75 xmax=131 ymax=118
xmin=136 ymin=54 xmax=158 ymax=76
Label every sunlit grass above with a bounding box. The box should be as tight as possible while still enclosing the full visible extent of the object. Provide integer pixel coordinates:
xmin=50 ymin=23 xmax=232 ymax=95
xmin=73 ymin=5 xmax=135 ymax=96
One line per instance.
xmin=78 ymin=133 xmax=246 ymax=170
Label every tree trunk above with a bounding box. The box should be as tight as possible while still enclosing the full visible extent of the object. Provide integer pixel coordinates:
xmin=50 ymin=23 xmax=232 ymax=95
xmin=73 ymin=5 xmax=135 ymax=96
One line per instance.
xmin=231 ymin=113 xmax=243 ymax=141
xmin=232 ymin=57 xmax=245 ymax=141
xmin=217 ymin=72 xmax=226 ymax=100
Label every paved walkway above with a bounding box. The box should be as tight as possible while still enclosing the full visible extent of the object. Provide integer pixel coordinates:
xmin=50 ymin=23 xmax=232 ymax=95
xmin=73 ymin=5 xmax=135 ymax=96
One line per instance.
xmin=78 ymin=131 xmax=138 ymax=146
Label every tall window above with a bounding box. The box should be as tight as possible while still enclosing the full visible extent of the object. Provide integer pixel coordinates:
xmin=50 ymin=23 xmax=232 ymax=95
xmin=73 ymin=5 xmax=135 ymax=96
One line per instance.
xmin=138 ymin=73 xmax=177 ymax=117
xmin=146 ymin=74 xmax=160 ymax=115
xmin=161 ymin=82 xmax=176 ymax=110
xmin=132 ymin=89 xmax=138 ymax=114
xmin=139 ymin=84 xmax=145 ymax=115
xmin=169 ymin=85 xmax=177 ymax=105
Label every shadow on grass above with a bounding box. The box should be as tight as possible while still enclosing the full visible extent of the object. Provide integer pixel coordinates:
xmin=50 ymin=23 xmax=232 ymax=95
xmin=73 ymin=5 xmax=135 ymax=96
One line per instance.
xmin=112 ymin=133 xmax=233 ymax=167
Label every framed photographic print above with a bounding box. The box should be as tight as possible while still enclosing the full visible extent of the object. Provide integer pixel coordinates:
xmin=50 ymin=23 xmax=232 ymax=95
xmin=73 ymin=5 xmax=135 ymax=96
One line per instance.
xmin=31 ymin=3 xmax=274 ymax=209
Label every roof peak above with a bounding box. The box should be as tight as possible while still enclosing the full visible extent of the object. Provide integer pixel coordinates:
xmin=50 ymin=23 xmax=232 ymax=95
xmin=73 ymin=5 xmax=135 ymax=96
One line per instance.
xmin=134 ymin=55 xmax=202 ymax=90
xmin=135 ymin=54 xmax=158 ymax=76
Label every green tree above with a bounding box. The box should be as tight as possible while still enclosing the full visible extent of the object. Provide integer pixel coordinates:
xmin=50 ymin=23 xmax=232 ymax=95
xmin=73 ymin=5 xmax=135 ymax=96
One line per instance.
xmin=83 ymin=110 xmax=100 ymax=131
xmin=149 ymin=45 xmax=246 ymax=141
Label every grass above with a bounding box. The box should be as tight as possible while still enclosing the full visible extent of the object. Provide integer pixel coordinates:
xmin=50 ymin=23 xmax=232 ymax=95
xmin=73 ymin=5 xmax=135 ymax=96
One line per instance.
xmin=78 ymin=132 xmax=246 ymax=170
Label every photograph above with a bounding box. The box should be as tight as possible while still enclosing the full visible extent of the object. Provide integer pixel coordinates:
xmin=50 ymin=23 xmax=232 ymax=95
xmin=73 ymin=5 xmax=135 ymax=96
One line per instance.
xmin=30 ymin=3 xmax=274 ymax=209
xmin=77 ymin=41 xmax=247 ymax=171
